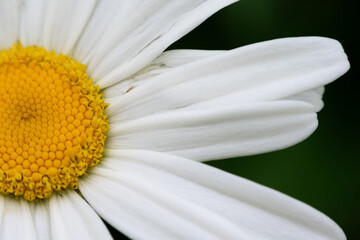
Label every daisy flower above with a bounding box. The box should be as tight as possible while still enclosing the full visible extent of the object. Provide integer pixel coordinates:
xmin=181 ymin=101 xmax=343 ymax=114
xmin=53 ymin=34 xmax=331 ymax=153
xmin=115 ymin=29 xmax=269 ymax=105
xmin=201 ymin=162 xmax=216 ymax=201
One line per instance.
xmin=0 ymin=0 xmax=350 ymax=239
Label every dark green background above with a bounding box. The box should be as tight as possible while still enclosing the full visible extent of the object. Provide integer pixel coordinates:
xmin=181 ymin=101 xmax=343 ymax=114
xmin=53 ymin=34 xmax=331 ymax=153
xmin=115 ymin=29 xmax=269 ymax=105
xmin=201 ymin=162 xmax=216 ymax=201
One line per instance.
xmin=110 ymin=1 xmax=359 ymax=239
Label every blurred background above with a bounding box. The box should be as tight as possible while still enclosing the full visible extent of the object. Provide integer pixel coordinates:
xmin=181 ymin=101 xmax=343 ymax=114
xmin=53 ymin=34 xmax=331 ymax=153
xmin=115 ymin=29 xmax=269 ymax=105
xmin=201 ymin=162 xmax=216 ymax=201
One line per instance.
xmin=111 ymin=0 xmax=359 ymax=239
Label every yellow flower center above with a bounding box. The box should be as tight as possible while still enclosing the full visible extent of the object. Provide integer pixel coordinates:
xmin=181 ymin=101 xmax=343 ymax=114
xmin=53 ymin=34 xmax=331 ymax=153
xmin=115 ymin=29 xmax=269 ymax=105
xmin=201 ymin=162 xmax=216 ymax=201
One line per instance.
xmin=0 ymin=44 xmax=109 ymax=201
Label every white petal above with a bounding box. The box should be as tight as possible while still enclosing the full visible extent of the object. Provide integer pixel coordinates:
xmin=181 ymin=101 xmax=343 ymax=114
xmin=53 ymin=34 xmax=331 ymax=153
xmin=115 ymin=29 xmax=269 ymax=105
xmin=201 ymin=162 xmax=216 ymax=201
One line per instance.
xmin=106 ymin=37 xmax=349 ymax=122
xmin=18 ymin=0 xmax=46 ymax=47
xmin=0 ymin=197 xmax=37 ymax=239
xmin=41 ymin=0 xmax=97 ymax=54
xmin=104 ymin=49 xmax=224 ymax=97
xmin=80 ymin=150 xmax=345 ymax=240
xmin=49 ymin=191 xmax=112 ymax=240
xmin=73 ymin=0 xmax=236 ymax=88
xmin=104 ymin=49 xmax=325 ymax=112
xmin=285 ymin=87 xmax=325 ymax=112
xmin=107 ymin=100 xmax=317 ymax=161
xmin=0 ymin=195 xmax=3 ymax=230
xmin=29 ymin=201 xmax=51 ymax=240
xmin=189 ymin=86 xmax=326 ymax=113
xmin=80 ymin=163 xmax=247 ymax=239
xmin=0 ymin=0 xmax=19 ymax=48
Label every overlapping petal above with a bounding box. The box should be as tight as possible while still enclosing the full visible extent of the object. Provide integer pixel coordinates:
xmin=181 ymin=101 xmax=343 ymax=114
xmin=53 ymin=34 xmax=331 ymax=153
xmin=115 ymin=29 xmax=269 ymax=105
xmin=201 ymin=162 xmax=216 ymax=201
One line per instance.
xmin=18 ymin=0 xmax=97 ymax=54
xmin=48 ymin=191 xmax=112 ymax=240
xmin=0 ymin=196 xmax=37 ymax=239
xmin=106 ymin=37 xmax=349 ymax=123
xmin=72 ymin=0 xmax=236 ymax=87
xmin=29 ymin=201 xmax=51 ymax=240
xmin=0 ymin=1 xmax=350 ymax=239
xmin=80 ymin=150 xmax=345 ymax=240
xmin=0 ymin=0 xmax=19 ymax=48
xmin=104 ymin=49 xmax=224 ymax=97
xmin=107 ymin=100 xmax=318 ymax=161
xmin=18 ymin=0 xmax=46 ymax=47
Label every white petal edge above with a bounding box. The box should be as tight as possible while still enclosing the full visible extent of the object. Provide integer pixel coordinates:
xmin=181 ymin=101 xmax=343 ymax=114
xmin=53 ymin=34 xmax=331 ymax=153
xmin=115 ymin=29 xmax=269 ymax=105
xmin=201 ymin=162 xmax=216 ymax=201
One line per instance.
xmin=0 ymin=0 xmax=19 ymax=49
xmin=107 ymin=100 xmax=318 ymax=161
xmin=104 ymin=49 xmax=324 ymax=111
xmin=29 ymin=200 xmax=51 ymax=240
xmin=285 ymin=86 xmax=325 ymax=112
xmin=104 ymin=49 xmax=224 ymax=97
xmin=80 ymin=150 xmax=346 ymax=240
xmin=105 ymin=37 xmax=349 ymax=123
xmin=0 ymin=196 xmax=37 ymax=240
xmin=180 ymin=86 xmax=325 ymax=113
xmin=73 ymin=0 xmax=237 ymax=88
xmin=49 ymin=191 xmax=112 ymax=240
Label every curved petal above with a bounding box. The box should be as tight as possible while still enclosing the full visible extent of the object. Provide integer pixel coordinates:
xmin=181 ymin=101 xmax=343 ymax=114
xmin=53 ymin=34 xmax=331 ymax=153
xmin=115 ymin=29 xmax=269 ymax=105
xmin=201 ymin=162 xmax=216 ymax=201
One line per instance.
xmin=80 ymin=150 xmax=345 ymax=240
xmin=107 ymin=100 xmax=317 ymax=161
xmin=106 ymin=37 xmax=349 ymax=123
xmin=285 ymin=86 xmax=325 ymax=112
xmin=104 ymin=49 xmax=325 ymax=111
xmin=0 ymin=196 xmax=37 ymax=240
xmin=182 ymin=86 xmax=325 ymax=112
xmin=72 ymin=0 xmax=236 ymax=88
xmin=104 ymin=49 xmax=224 ymax=97
xmin=49 ymin=191 xmax=112 ymax=240
xmin=0 ymin=0 xmax=19 ymax=48
xmin=29 ymin=201 xmax=51 ymax=240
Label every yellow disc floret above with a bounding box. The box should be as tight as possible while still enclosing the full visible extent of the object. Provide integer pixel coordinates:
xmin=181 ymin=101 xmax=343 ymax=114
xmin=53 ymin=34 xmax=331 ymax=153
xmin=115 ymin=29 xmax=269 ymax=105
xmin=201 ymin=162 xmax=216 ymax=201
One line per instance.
xmin=0 ymin=43 xmax=109 ymax=201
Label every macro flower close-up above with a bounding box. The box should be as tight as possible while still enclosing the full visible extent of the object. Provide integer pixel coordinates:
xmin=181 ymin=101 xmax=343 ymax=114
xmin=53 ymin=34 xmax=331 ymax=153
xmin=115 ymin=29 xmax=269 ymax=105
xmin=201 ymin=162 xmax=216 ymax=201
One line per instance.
xmin=0 ymin=0 xmax=351 ymax=239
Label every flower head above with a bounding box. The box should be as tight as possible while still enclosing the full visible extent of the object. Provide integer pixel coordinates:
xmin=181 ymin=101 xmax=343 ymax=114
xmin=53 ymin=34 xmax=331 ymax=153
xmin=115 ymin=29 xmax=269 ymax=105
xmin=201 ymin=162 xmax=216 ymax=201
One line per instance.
xmin=0 ymin=43 xmax=109 ymax=200
xmin=0 ymin=1 xmax=349 ymax=239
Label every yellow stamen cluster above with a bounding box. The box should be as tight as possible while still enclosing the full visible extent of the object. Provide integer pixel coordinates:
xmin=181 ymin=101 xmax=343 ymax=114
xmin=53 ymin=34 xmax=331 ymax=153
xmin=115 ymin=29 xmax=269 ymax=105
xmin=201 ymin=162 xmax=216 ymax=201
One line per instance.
xmin=0 ymin=43 xmax=109 ymax=201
